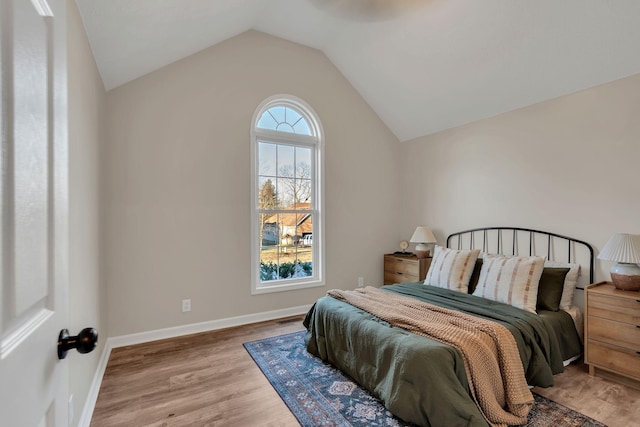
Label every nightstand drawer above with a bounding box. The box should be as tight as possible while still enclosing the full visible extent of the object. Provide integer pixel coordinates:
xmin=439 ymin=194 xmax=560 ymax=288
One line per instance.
xmin=384 ymin=271 xmax=419 ymax=284
xmin=588 ymin=316 xmax=640 ymax=351
xmin=587 ymin=340 xmax=640 ymax=380
xmin=588 ymin=293 xmax=640 ymax=324
xmin=384 ymin=258 xmax=419 ymax=275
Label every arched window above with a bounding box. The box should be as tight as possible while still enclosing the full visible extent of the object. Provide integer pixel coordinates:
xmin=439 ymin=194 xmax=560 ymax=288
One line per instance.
xmin=251 ymin=96 xmax=324 ymax=294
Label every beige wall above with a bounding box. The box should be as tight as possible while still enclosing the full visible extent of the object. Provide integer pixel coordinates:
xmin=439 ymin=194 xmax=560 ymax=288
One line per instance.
xmin=67 ymin=2 xmax=107 ymax=424
xmin=400 ymin=72 xmax=640 ymax=294
xmin=104 ymin=30 xmax=401 ymax=336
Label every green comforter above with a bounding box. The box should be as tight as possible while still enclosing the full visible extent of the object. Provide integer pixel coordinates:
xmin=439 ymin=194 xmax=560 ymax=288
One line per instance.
xmin=303 ymin=283 xmax=567 ymax=427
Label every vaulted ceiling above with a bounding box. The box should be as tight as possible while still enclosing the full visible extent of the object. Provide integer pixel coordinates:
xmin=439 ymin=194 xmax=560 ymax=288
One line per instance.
xmin=76 ymin=0 xmax=640 ymax=141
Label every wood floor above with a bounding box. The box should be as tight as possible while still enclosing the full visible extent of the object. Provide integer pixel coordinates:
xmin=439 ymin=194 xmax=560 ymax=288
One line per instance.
xmin=91 ymin=316 xmax=640 ymax=427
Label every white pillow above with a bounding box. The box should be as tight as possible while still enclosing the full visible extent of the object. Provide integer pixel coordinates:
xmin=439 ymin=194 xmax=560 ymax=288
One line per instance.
xmin=473 ymin=254 xmax=545 ymax=313
xmin=544 ymin=261 xmax=581 ymax=311
xmin=424 ymin=246 xmax=480 ymax=293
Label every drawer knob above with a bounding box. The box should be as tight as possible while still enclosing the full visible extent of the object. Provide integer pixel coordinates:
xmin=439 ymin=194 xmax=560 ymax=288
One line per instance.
xmin=397 ymin=272 xmax=404 ymax=275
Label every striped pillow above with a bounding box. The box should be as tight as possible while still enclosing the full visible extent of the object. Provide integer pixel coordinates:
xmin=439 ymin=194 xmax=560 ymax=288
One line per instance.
xmin=424 ymin=246 xmax=480 ymax=292
xmin=473 ymin=254 xmax=545 ymax=313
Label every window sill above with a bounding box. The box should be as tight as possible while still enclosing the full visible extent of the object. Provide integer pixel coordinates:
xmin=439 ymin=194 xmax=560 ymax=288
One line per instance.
xmin=252 ymin=279 xmax=325 ymax=295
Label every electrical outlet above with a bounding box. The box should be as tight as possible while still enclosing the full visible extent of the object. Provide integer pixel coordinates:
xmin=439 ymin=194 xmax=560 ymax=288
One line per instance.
xmin=182 ymin=299 xmax=191 ymax=312
xmin=357 ymin=277 xmax=364 ymax=287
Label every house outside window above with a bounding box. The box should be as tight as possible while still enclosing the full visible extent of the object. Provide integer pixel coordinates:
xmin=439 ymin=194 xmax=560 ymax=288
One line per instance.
xmin=250 ymin=95 xmax=324 ymax=294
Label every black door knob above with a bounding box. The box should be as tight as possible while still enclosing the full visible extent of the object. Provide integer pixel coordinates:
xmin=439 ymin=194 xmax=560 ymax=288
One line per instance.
xmin=58 ymin=327 xmax=98 ymax=360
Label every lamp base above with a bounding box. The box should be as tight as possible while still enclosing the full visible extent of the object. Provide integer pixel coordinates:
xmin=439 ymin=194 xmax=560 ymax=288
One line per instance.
xmin=415 ymin=243 xmax=431 ymax=259
xmin=610 ymin=263 xmax=640 ymax=291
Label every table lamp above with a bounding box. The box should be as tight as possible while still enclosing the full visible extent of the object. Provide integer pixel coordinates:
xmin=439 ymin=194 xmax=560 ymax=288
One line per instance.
xmin=597 ymin=233 xmax=640 ymax=291
xmin=410 ymin=226 xmax=437 ymax=259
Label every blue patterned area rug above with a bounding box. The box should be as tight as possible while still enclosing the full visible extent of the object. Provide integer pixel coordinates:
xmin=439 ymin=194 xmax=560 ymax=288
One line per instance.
xmin=244 ymin=331 xmax=606 ymax=427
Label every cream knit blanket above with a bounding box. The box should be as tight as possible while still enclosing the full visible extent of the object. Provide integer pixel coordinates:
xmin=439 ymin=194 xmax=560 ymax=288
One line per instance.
xmin=327 ymin=286 xmax=534 ymax=427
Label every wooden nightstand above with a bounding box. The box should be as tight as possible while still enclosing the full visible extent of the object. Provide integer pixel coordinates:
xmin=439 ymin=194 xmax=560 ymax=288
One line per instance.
xmin=383 ymin=254 xmax=431 ymax=285
xmin=585 ymin=281 xmax=640 ymax=387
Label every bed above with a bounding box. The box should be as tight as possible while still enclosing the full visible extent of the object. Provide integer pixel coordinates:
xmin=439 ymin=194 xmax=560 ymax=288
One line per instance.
xmin=303 ymin=227 xmax=594 ymax=427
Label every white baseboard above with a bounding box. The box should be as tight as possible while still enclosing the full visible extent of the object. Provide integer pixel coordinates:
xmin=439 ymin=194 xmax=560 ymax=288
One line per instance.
xmin=108 ymin=304 xmax=311 ymax=348
xmin=77 ymin=340 xmax=112 ymax=427
xmin=76 ymin=304 xmax=311 ymax=427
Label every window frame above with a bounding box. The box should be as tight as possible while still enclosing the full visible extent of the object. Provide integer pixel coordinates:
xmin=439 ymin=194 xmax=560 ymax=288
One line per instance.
xmin=250 ymin=95 xmax=324 ymax=294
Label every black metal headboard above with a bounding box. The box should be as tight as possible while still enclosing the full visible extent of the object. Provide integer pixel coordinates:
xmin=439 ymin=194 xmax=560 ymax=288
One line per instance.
xmin=446 ymin=227 xmax=594 ymax=287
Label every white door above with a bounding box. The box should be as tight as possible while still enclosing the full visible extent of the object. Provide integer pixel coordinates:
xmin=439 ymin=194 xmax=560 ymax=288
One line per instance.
xmin=0 ymin=0 xmax=69 ymax=426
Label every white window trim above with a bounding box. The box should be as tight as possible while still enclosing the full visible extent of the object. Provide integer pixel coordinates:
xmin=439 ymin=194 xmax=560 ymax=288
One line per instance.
xmin=250 ymin=95 xmax=325 ymax=295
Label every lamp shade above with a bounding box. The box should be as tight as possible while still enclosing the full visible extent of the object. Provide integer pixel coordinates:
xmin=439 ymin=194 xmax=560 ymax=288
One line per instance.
xmin=410 ymin=226 xmax=437 ymax=244
xmin=597 ymin=233 xmax=640 ymax=264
